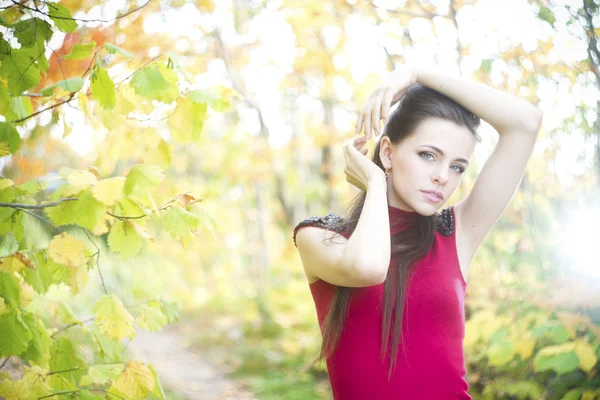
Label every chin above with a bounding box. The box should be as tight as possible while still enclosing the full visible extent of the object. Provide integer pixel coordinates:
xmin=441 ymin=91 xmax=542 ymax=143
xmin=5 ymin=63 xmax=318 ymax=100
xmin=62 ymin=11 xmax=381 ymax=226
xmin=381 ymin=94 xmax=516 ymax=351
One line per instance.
xmin=412 ymin=202 xmax=442 ymax=217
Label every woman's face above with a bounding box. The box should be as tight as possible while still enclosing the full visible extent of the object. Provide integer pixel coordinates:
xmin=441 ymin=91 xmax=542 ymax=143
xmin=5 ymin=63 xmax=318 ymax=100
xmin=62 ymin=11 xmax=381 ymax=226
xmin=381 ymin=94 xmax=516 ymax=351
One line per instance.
xmin=380 ymin=117 xmax=477 ymax=216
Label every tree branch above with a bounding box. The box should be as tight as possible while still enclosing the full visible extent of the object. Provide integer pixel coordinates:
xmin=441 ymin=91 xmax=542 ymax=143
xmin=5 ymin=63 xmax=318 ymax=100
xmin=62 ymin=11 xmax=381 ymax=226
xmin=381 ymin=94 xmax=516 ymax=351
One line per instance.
xmin=581 ymin=0 xmax=600 ymax=83
xmin=11 ymin=0 xmax=153 ymax=24
xmin=0 ymin=197 xmax=78 ymax=209
xmin=366 ymin=1 xmax=455 ymax=20
xmin=0 ymin=356 xmax=10 ymax=370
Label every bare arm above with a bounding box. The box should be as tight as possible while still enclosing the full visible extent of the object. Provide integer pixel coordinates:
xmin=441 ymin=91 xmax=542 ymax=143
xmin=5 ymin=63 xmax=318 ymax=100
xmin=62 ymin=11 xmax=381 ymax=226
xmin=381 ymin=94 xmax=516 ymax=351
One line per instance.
xmin=296 ymin=176 xmax=391 ymax=287
xmin=416 ymin=66 xmax=543 ymax=258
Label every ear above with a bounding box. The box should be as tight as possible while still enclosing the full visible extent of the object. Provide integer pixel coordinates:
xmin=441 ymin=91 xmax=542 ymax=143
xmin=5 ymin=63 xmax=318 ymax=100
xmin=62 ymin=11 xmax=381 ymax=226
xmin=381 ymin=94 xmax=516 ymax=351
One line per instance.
xmin=379 ymin=136 xmax=394 ymax=170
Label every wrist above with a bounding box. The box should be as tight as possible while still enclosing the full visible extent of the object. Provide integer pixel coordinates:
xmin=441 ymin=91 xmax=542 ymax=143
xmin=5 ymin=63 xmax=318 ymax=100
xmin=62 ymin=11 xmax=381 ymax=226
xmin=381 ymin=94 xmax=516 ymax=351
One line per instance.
xmin=366 ymin=174 xmax=387 ymax=191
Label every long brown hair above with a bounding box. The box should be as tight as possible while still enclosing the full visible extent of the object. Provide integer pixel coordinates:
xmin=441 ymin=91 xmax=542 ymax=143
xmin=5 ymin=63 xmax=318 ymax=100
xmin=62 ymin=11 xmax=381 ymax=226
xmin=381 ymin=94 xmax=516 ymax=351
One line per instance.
xmin=320 ymin=83 xmax=480 ymax=379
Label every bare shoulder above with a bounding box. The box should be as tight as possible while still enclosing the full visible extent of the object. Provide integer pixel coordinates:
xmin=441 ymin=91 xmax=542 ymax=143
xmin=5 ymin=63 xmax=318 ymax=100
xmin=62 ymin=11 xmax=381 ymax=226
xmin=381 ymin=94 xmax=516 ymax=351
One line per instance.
xmin=294 ymin=215 xmax=349 ymax=284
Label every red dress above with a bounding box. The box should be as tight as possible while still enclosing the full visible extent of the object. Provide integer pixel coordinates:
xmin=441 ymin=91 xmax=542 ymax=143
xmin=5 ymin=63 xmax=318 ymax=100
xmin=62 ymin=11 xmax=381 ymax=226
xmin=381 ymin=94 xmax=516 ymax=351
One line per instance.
xmin=294 ymin=205 xmax=471 ymax=399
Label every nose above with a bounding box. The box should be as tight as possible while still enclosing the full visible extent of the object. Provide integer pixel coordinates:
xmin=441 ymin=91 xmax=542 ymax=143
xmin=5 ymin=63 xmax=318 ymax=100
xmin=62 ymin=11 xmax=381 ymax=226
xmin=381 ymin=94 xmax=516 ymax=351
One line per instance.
xmin=432 ymin=168 xmax=448 ymax=186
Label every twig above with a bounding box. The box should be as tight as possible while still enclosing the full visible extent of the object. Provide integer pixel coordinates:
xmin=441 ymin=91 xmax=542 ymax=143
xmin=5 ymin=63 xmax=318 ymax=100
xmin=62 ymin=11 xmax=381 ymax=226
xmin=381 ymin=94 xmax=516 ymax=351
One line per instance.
xmin=11 ymin=0 xmax=152 ymax=24
xmin=82 ymin=228 xmax=108 ymax=295
xmin=0 ymin=197 xmax=78 ymax=209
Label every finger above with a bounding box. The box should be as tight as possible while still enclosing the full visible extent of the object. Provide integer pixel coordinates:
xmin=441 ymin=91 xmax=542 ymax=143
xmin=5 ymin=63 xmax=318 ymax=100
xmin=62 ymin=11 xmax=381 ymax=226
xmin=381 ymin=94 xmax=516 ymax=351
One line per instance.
xmin=353 ymin=135 xmax=367 ymax=150
xmin=355 ymin=110 xmax=364 ymax=135
xmin=381 ymin=89 xmax=394 ymax=125
xmin=360 ymin=148 xmax=368 ymax=156
xmin=363 ymin=109 xmax=372 ymax=141
xmin=373 ymin=89 xmax=385 ymax=136
xmin=363 ymin=94 xmax=378 ymax=140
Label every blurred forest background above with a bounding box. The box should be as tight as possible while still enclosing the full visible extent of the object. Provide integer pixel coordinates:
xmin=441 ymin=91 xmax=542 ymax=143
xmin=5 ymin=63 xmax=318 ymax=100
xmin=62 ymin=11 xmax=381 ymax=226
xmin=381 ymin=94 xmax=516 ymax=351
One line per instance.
xmin=1 ymin=0 xmax=600 ymax=399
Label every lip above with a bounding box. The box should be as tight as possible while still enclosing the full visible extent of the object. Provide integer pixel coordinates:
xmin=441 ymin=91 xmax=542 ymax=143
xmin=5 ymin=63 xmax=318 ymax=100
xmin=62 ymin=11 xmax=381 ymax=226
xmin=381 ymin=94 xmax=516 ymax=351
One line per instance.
xmin=421 ymin=190 xmax=444 ymax=203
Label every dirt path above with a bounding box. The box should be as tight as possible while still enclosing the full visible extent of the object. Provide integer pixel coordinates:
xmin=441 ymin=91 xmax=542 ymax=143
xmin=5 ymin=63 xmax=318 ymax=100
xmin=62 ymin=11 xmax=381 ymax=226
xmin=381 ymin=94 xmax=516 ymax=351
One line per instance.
xmin=126 ymin=325 xmax=257 ymax=400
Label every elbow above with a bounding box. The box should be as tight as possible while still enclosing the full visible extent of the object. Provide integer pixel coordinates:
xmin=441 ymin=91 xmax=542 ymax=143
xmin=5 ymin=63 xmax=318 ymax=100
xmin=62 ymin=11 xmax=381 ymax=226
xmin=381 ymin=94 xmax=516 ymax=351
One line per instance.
xmin=525 ymin=107 xmax=544 ymax=135
xmin=353 ymin=263 xmax=388 ymax=286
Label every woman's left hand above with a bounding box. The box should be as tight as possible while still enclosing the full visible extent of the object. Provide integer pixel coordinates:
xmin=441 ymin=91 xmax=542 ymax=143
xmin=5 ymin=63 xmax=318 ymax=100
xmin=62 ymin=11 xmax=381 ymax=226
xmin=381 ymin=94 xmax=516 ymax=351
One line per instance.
xmin=355 ymin=64 xmax=418 ymax=140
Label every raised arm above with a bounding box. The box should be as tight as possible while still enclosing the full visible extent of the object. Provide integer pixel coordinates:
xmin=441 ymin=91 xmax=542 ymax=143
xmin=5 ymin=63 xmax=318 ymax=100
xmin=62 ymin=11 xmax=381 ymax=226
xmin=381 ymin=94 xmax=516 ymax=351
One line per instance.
xmin=416 ymin=66 xmax=543 ymax=259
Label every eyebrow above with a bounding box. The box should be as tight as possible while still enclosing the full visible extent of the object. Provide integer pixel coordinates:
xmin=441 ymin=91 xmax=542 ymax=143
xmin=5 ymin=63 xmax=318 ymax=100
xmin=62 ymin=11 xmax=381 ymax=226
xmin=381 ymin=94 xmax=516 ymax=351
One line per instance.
xmin=423 ymin=145 xmax=470 ymax=165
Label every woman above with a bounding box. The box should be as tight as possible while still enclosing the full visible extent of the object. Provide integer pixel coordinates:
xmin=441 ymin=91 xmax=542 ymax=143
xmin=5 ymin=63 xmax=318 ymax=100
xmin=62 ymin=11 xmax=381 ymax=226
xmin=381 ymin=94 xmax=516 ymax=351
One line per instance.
xmin=293 ymin=63 xmax=543 ymax=399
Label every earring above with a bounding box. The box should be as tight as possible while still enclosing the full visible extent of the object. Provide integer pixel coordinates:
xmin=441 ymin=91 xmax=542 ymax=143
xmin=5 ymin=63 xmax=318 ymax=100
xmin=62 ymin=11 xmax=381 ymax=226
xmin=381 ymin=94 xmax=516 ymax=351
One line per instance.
xmin=384 ymin=169 xmax=390 ymax=178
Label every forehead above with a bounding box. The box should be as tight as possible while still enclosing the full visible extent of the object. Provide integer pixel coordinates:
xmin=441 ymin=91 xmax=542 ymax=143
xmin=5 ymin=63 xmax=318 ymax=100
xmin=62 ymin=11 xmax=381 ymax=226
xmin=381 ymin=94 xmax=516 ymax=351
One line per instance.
xmin=403 ymin=117 xmax=476 ymax=158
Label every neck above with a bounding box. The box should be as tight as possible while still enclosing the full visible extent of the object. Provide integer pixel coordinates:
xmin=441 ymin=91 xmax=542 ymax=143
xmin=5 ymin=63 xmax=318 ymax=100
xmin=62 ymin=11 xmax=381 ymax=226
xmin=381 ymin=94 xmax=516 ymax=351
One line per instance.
xmin=388 ymin=203 xmax=419 ymax=234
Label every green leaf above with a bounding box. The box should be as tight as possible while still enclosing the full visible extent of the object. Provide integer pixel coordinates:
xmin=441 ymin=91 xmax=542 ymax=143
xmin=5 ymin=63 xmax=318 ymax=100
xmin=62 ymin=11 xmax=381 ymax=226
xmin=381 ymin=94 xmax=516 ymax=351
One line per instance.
xmin=135 ymin=304 xmax=168 ymax=332
xmin=91 ymin=66 xmax=116 ymax=109
xmin=130 ymin=62 xmax=179 ymax=103
xmin=93 ymin=294 xmax=135 ymax=341
xmin=91 ymin=328 xmax=123 ymax=362
xmin=124 ymin=164 xmax=165 ymax=197
xmin=188 ymin=87 xmax=231 ymax=111
xmin=105 ymin=43 xmax=133 ymax=59
xmin=45 ymin=189 xmax=106 ymax=231
xmin=64 ymin=41 xmax=96 ymax=60
xmin=0 ymin=271 xmax=20 ymax=307
xmin=76 ymin=390 xmax=105 ymax=400
xmin=21 ymin=312 xmax=50 ymax=362
xmin=487 ymin=340 xmax=515 ymax=366
xmin=23 ymin=250 xmax=72 ymax=294
xmin=10 ymin=96 xmax=33 ymax=121
xmin=149 ymin=363 xmax=166 ymax=400
xmin=47 ymin=3 xmax=77 ymax=33
xmin=162 ymin=206 xmax=201 ymax=246
xmin=534 ymin=351 xmax=579 ymax=375
xmin=532 ymin=322 xmax=569 ymax=344
xmin=13 ymin=18 xmax=52 ymax=51
xmin=107 ymin=220 xmax=144 ymax=259
xmin=0 ymin=310 xmax=32 ymax=357
xmin=168 ymin=98 xmax=207 ymax=143
xmin=0 ymin=47 xmax=41 ymax=95
xmin=0 ymin=122 xmax=20 ymax=155
xmin=561 ymin=388 xmax=583 ymax=400
xmin=0 ymin=84 xmax=15 ymax=120
xmin=537 ymin=5 xmax=556 ymax=27
xmin=159 ymin=300 xmax=179 ymax=324
xmin=80 ymin=364 xmax=124 ymax=387
xmin=39 ymin=77 xmax=85 ymax=96
xmin=49 ymin=338 xmax=85 ymax=388
xmin=0 ymin=232 xmax=18 ymax=258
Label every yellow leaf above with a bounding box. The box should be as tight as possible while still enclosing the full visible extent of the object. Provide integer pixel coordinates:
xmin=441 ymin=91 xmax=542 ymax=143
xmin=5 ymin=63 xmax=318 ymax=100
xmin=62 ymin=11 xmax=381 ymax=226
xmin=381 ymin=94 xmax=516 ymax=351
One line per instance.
xmin=582 ymin=392 xmax=596 ymax=400
xmin=0 ymin=142 xmax=10 ymax=157
xmin=0 ymin=254 xmax=28 ymax=273
xmin=515 ymin=337 xmax=536 ymax=359
xmin=93 ymin=294 xmax=136 ymax=341
xmin=0 ymin=178 xmax=13 ymax=190
xmin=538 ymin=341 xmax=576 ymax=356
xmin=93 ymin=177 xmax=125 ymax=206
xmin=574 ymin=340 xmax=598 ymax=373
xmin=112 ymin=361 xmax=155 ymax=399
xmin=91 ymin=214 xmax=112 ymax=236
xmin=196 ymin=0 xmax=214 ymax=11
xmin=48 ymin=233 xmax=87 ymax=268
xmin=65 ymin=170 xmax=98 ymax=195
xmin=68 ymin=261 xmax=89 ymax=295
xmin=127 ymin=220 xmax=155 ymax=243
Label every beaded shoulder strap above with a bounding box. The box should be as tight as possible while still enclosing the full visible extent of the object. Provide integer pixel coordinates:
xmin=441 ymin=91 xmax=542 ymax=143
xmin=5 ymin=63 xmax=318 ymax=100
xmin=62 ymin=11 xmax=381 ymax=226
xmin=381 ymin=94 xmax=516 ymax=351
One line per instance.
xmin=436 ymin=207 xmax=455 ymax=236
xmin=293 ymin=214 xmax=345 ymax=247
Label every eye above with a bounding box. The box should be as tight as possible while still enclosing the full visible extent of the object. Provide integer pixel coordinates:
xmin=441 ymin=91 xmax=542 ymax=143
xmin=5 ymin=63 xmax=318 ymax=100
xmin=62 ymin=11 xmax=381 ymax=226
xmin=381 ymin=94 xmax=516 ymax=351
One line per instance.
xmin=451 ymin=164 xmax=466 ymax=173
xmin=419 ymin=151 xmax=435 ymax=161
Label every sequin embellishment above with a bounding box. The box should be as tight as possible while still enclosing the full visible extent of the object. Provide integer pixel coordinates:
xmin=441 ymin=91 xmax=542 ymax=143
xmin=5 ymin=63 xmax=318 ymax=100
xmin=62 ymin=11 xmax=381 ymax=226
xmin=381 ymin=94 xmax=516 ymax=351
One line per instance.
xmin=293 ymin=214 xmax=345 ymax=247
xmin=436 ymin=207 xmax=454 ymax=236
